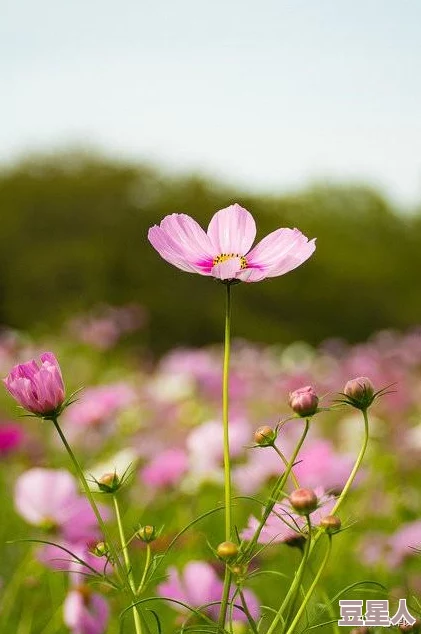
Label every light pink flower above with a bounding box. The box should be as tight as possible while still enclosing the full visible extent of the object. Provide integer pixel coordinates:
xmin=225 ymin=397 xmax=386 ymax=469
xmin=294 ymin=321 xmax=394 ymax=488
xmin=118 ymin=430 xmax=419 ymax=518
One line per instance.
xmin=241 ymin=487 xmax=335 ymax=544
xmin=64 ymin=587 xmax=109 ymax=634
xmin=148 ymin=203 xmax=315 ymax=282
xmin=294 ymin=440 xmax=355 ymax=493
xmin=158 ymin=561 xmax=259 ymax=622
xmin=14 ymin=468 xmax=108 ymax=541
xmin=3 ymin=352 xmax=65 ymax=416
xmin=141 ymin=448 xmax=188 ymax=488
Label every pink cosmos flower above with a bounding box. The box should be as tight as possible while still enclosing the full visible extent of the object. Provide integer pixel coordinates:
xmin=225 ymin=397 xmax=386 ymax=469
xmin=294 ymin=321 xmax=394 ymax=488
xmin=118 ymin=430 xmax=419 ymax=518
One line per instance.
xmin=241 ymin=487 xmax=335 ymax=544
xmin=14 ymin=468 xmax=108 ymax=541
xmin=63 ymin=382 xmax=135 ymax=428
xmin=3 ymin=352 xmax=65 ymax=416
xmin=148 ymin=203 xmax=315 ymax=282
xmin=64 ymin=587 xmax=109 ymax=634
xmin=141 ymin=447 xmax=188 ymax=489
xmin=158 ymin=561 xmax=259 ymax=622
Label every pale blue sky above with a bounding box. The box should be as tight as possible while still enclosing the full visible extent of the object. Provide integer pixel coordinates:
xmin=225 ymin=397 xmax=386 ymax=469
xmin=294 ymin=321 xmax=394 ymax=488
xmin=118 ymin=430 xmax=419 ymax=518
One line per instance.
xmin=2 ymin=0 xmax=421 ymax=205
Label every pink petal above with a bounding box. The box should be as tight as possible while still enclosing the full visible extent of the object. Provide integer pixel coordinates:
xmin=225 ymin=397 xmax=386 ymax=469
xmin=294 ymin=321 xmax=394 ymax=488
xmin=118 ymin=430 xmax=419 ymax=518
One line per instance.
xmin=211 ymin=257 xmax=243 ymax=280
xmin=148 ymin=214 xmax=214 ymax=274
xmin=207 ymin=204 xmax=256 ymax=255
xmin=239 ymin=228 xmax=315 ymax=281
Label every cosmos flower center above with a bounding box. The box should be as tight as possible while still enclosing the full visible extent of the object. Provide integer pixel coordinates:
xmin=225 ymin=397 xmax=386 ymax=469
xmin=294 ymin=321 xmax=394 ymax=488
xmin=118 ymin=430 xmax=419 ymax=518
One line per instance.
xmin=212 ymin=253 xmax=248 ymax=269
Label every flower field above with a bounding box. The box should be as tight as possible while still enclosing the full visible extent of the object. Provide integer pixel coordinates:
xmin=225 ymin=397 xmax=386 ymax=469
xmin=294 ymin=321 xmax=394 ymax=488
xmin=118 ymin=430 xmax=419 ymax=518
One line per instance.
xmin=1 ymin=204 xmax=420 ymax=634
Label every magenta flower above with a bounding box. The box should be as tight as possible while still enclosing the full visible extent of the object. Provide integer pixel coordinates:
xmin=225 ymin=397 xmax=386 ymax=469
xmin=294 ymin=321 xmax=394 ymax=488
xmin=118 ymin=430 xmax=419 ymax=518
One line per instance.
xmin=64 ymin=587 xmax=109 ymax=634
xmin=3 ymin=352 xmax=65 ymax=416
xmin=0 ymin=422 xmax=24 ymax=456
xmin=148 ymin=203 xmax=315 ymax=282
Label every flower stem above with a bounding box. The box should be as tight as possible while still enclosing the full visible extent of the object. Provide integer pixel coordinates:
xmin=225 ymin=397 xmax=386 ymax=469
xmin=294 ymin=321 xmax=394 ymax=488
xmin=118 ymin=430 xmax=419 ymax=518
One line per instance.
xmin=283 ymin=537 xmax=332 ymax=634
xmin=266 ymin=516 xmax=313 ymax=634
xmin=113 ymin=496 xmax=143 ymax=634
xmin=137 ymin=544 xmax=152 ymax=595
xmin=51 ymin=418 xmax=150 ymax=634
xmin=272 ymin=444 xmax=300 ymax=489
xmin=266 ymin=407 xmax=370 ymax=634
xmin=243 ymin=419 xmax=310 ymax=557
xmin=218 ymin=282 xmax=233 ymax=629
xmin=330 ymin=408 xmax=369 ymax=516
xmin=239 ymin=589 xmax=259 ymax=634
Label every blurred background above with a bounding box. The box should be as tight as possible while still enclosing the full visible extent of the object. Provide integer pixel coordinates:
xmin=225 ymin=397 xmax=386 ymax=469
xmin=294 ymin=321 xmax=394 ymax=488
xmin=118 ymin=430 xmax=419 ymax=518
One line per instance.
xmin=1 ymin=0 xmax=421 ymax=351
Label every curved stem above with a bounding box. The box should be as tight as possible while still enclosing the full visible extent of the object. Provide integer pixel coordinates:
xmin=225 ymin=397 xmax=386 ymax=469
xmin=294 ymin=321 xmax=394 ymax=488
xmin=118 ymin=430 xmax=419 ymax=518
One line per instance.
xmin=273 ymin=444 xmax=300 ymax=489
xmin=266 ymin=516 xmax=312 ymax=634
xmin=239 ymin=589 xmax=259 ymax=634
xmin=52 ymin=418 xmax=150 ymax=633
xmin=137 ymin=544 xmax=152 ymax=594
xmin=113 ymin=496 xmax=143 ymax=634
xmin=218 ymin=283 xmax=233 ymax=629
xmin=267 ymin=407 xmax=370 ymax=634
xmin=284 ymin=538 xmax=332 ymax=634
xmin=330 ymin=408 xmax=369 ymax=516
xmin=243 ymin=419 xmax=310 ymax=556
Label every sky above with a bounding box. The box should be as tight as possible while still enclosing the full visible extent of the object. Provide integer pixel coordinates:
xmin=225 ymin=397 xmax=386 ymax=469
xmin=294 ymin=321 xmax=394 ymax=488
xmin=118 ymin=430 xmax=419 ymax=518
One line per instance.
xmin=2 ymin=0 xmax=421 ymax=206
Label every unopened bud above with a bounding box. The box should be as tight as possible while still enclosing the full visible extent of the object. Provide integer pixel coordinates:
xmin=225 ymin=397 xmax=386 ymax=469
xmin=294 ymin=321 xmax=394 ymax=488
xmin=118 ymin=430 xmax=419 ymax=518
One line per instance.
xmin=97 ymin=472 xmax=120 ymax=493
xmin=320 ymin=515 xmax=341 ymax=534
xmin=288 ymin=386 xmax=319 ymax=417
xmin=230 ymin=563 xmax=248 ymax=578
xmin=289 ymin=488 xmax=318 ymax=515
xmin=254 ymin=425 xmax=276 ymax=446
xmin=343 ymin=377 xmax=375 ymax=410
xmin=216 ymin=541 xmax=239 ymax=560
xmin=93 ymin=541 xmax=109 ymax=557
xmin=137 ymin=525 xmax=156 ymax=543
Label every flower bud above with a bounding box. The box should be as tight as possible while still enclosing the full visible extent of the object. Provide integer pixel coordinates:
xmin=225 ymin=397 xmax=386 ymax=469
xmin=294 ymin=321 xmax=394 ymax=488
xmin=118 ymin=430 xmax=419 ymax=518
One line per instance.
xmin=137 ymin=525 xmax=157 ymax=543
xmin=91 ymin=541 xmax=109 ymax=557
xmin=320 ymin=515 xmax=341 ymax=534
xmin=254 ymin=425 xmax=276 ymax=446
xmin=343 ymin=377 xmax=375 ymax=410
xmin=97 ymin=472 xmax=120 ymax=493
xmin=289 ymin=488 xmax=318 ymax=515
xmin=232 ymin=623 xmax=248 ymax=634
xmin=216 ymin=541 xmax=239 ymax=560
xmin=230 ymin=563 xmax=248 ymax=579
xmin=288 ymin=386 xmax=319 ymax=417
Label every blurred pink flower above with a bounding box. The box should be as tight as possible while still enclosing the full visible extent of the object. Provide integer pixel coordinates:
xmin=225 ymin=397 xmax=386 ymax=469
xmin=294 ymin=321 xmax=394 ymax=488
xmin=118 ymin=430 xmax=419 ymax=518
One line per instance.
xmin=0 ymin=422 xmax=24 ymax=456
xmin=64 ymin=383 xmax=135 ymax=428
xmin=158 ymin=561 xmax=259 ymax=622
xmin=294 ymin=440 xmax=355 ymax=493
xmin=64 ymin=587 xmax=109 ymax=634
xmin=241 ymin=487 xmax=335 ymax=544
xmin=141 ymin=448 xmax=188 ymax=488
xmin=148 ymin=203 xmax=315 ymax=282
xmin=38 ymin=540 xmax=112 ymax=581
xmin=387 ymin=520 xmax=421 ymax=566
xmin=14 ymin=468 xmax=108 ymax=541
xmin=68 ymin=303 xmax=146 ymax=350
xmin=3 ymin=352 xmax=65 ymax=416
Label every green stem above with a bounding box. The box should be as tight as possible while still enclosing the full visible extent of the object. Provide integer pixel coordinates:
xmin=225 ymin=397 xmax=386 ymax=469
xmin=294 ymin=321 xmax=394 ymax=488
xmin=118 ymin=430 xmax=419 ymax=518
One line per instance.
xmin=266 ymin=516 xmax=312 ymax=634
xmin=243 ymin=419 xmax=310 ymax=557
xmin=273 ymin=444 xmax=300 ymax=489
xmin=218 ymin=282 xmax=233 ymax=629
xmin=113 ymin=496 xmax=143 ymax=634
xmin=330 ymin=408 xmax=369 ymax=516
xmin=283 ymin=538 xmax=332 ymax=634
xmin=267 ymin=407 xmax=370 ymax=634
xmin=238 ymin=589 xmax=259 ymax=634
xmin=52 ymin=418 xmax=150 ymax=634
xmin=137 ymin=544 xmax=152 ymax=594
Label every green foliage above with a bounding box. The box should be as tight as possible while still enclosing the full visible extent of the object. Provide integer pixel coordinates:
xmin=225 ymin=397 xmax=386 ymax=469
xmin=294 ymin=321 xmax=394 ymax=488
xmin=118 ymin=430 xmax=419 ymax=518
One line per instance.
xmin=0 ymin=149 xmax=419 ymax=351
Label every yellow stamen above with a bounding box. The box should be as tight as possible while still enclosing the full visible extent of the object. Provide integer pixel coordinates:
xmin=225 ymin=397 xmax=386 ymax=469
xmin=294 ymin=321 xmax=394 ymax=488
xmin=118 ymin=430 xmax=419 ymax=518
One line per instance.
xmin=213 ymin=253 xmax=248 ymax=269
